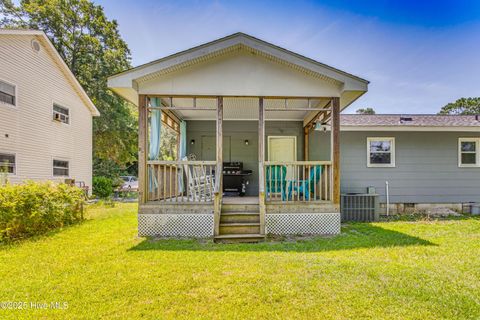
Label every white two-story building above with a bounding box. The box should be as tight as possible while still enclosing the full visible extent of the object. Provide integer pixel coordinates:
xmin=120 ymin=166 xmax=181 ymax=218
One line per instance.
xmin=0 ymin=29 xmax=99 ymax=190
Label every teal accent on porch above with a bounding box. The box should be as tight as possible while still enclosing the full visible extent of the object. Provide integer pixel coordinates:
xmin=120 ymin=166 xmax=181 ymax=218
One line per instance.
xmin=287 ymin=165 xmax=322 ymax=201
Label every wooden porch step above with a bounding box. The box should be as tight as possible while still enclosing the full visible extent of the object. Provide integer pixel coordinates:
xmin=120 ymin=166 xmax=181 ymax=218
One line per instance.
xmin=220 ymin=212 xmax=260 ymax=223
xmin=221 ymin=204 xmax=259 ymax=213
xmin=219 ymin=222 xmax=260 ymax=235
xmin=219 ymin=222 xmax=260 ymax=226
xmin=214 ymin=233 xmax=265 ymax=243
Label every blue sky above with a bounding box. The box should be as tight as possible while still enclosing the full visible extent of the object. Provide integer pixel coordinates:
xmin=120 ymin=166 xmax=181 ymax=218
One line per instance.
xmin=96 ymin=0 xmax=480 ymax=114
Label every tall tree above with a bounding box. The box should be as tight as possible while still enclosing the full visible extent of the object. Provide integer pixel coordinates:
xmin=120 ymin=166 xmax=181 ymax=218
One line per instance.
xmin=0 ymin=0 xmax=137 ymax=176
xmin=438 ymin=97 xmax=480 ymax=115
xmin=356 ymin=107 xmax=376 ymax=115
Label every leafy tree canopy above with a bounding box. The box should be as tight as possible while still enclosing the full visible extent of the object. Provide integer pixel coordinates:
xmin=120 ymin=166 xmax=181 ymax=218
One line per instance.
xmin=0 ymin=0 xmax=137 ymax=177
xmin=356 ymin=107 xmax=376 ymax=115
xmin=438 ymin=97 xmax=480 ymax=115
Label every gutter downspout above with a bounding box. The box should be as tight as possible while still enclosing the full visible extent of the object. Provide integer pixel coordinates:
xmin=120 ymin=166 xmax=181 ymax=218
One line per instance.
xmin=385 ymin=181 xmax=390 ymax=216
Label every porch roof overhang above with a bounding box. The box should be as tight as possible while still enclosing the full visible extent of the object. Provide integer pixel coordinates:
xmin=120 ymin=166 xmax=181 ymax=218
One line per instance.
xmin=108 ymin=33 xmax=369 ymax=116
xmin=340 ymin=125 xmax=480 ymax=132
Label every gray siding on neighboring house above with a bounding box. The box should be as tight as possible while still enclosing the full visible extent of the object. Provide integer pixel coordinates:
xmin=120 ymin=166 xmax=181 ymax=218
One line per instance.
xmin=310 ymin=130 xmax=480 ymax=204
xmin=186 ymin=120 xmax=304 ymax=196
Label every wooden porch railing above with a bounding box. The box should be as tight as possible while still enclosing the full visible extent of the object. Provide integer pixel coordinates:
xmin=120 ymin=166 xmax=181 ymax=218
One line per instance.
xmin=147 ymin=160 xmax=216 ymax=203
xmin=264 ymin=161 xmax=332 ymax=203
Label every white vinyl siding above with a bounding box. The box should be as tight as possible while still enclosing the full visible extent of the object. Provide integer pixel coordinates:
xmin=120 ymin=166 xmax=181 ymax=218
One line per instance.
xmin=0 ymin=152 xmax=15 ymax=174
xmin=0 ymin=34 xmax=92 ymax=189
xmin=458 ymin=138 xmax=480 ymax=167
xmin=0 ymin=79 xmax=16 ymax=106
xmin=367 ymin=137 xmax=395 ymax=167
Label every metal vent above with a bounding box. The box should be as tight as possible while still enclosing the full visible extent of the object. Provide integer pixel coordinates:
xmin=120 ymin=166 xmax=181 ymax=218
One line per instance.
xmin=341 ymin=193 xmax=379 ymax=222
xmin=399 ymin=116 xmax=413 ymax=123
xmin=31 ymin=39 xmax=41 ymax=52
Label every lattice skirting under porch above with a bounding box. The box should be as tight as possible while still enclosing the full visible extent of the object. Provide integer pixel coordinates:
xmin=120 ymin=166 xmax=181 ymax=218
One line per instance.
xmin=138 ymin=214 xmax=214 ymax=238
xmin=266 ymin=213 xmax=340 ymax=235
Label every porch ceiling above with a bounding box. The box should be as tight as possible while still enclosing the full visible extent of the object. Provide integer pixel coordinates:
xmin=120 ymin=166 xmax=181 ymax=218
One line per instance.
xmin=162 ymin=97 xmax=331 ymax=121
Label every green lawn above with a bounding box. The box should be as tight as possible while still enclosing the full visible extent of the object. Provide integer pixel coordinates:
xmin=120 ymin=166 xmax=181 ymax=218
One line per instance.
xmin=0 ymin=204 xmax=479 ymax=319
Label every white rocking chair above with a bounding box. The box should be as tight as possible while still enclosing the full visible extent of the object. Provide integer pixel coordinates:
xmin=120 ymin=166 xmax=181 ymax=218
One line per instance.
xmin=183 ymin=163 xmax=214 ymax=202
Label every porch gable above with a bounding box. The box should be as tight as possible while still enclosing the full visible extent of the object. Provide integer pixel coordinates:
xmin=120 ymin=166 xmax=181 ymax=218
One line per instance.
xmin=139 ymin=49 xmax=342 ymax=98
xmin=108 ymin=32 xmax=368 ymax=109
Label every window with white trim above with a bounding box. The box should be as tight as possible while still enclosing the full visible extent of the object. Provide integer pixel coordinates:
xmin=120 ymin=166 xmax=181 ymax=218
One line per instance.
xmin=0 ymin=153 xmax=15 ymax=174
xmin=367 ymin=137 xmax=395 ymax=167
xmin=458 ymin=138 xmax=480 ymax=167
xmin=53 ymin=159 xmax=69 ymax=176
xmin=53 ymin=104 xmax=70 ymax=124
xmin=0 ymin=80 xmax=16 ymax=106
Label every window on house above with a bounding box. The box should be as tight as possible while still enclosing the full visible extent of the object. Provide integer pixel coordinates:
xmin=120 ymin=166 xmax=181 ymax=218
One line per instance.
xmin=53 ymin=104 xmax=70 ymax=124
xmin=459 ymin=138 xmax=479 ymax=167
xmin=367 ymin=137 xmax=395 ymax=167
xmin=53 ymin=159 xmax=69 ymax=176
xmin=0 ymin=153 xmax=15 ymax=174
xmin=0 ymin=80 xmax=16 ymax=106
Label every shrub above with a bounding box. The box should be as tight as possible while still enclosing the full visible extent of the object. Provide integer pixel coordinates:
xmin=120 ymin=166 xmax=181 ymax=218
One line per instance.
xmin=93 ymin=157 xmax=126 ymax=179
xmin=93 ymin=176 xmax=114 ymax=199
xmin=0 ymin=181 xmax=85 ymax=242
xmin=0 ymin=162 xmax=9 ymax=186
xmin=112 ymin=176 xmax=124 ymax=191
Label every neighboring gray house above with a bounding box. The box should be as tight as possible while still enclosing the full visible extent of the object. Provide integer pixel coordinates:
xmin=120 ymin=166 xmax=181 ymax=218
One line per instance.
xmin=312 ymin=114 xmax=480 ymax=212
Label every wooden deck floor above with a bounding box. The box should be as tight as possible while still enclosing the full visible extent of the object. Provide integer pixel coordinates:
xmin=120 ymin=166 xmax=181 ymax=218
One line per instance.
xmin=145 ymin=195 xmax=338 ymax=215
xmin=158 ymin=196 xmax=259 ymax=204
xmin=222 ymin=196 xmax=259 ymax=205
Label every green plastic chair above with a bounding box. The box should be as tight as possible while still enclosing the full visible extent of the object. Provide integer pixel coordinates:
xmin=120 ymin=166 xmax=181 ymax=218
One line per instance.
xmin=287 ymin=165 xmax=322 ymax=201
xmin=266 ymin=165 xmax=287 ymax=200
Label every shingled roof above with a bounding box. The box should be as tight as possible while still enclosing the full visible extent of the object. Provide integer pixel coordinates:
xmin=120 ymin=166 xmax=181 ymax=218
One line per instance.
xmin=341 ymin=114 xmax=480 ymax=128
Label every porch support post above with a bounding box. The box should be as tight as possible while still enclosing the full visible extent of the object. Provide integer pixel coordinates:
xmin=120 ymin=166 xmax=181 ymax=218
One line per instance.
xmin=258 ymin=97 xmax=266 ymax=235
xmin=304 ymin=127 xmax=309 ymax=161
xmin=213 ymin=97 xmax=223 ymax=236
xmin=138 ymin=94 xmax=148 ymax=204
xmin=331 ymin=97 xmax=340 ymax=205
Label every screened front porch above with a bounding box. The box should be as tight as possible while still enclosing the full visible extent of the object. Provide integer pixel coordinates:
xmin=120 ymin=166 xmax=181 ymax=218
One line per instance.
xmin=140 ymin=95 xmax=340 ymax=208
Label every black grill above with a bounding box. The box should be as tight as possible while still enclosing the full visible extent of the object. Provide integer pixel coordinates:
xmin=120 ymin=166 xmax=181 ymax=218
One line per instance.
xmin=223 ymin=162 xmax=252 ymax=196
